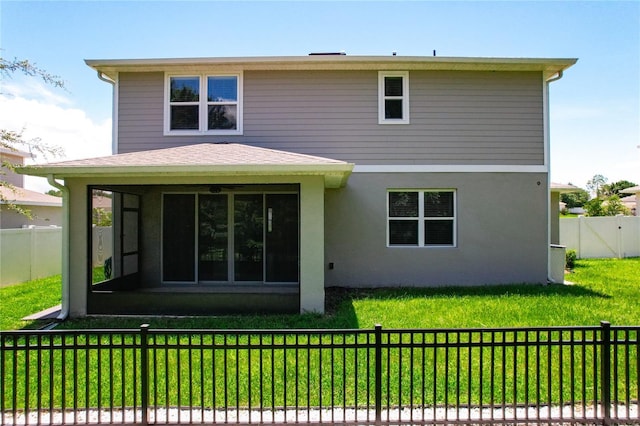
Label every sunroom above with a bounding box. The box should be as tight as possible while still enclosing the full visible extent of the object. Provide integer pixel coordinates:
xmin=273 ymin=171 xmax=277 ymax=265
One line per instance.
xmin=21 ymin=143 xmax=353 ymax=317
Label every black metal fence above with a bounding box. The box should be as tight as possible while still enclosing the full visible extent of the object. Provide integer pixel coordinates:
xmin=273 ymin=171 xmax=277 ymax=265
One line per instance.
xmin=1 ymin=322 xmax=638 ymax=425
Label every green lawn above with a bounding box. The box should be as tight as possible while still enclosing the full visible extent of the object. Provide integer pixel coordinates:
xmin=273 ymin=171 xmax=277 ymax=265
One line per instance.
xmin=0 ymin=275 xmax=62 ymax=330
xmin=2 ymin=259 xmax=638 ymax=411
xmin=2 ymin=258 xmax=639 ymax=330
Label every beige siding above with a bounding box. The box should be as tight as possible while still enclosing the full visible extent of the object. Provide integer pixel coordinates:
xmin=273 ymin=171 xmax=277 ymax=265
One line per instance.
xmin=117 ymin=70 xmax=543 ymax=165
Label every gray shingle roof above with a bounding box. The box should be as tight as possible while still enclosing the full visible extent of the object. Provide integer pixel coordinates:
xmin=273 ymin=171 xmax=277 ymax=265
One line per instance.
xmin=18 ymin=143 xmax=354 ymax=188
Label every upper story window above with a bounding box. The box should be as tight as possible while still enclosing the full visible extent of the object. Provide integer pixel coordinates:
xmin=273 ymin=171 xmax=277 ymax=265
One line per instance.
xmin=165 ymin=73 xmax=242 ymax=135
xmin=378 ymin=71 xmax=409 ymax=124
xmin=387 ymin=189 xmax=456 ymax=247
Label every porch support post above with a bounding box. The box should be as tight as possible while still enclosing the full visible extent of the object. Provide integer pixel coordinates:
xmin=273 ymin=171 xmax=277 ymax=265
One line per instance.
xmin=299 ymin=176 xmax=325 ymax=313
xmin=67 ymin=179 xmax=89 ymax=317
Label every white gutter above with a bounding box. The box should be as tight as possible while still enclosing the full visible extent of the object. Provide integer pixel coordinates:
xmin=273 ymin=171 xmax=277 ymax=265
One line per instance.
xmin=47 ymin=175 xmax=70 ymax=320
xmin=546 ymin=70 xmax=563 ymax=83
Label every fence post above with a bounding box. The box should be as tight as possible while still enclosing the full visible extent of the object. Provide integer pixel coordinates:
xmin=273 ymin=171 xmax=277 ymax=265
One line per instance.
xmin=374 ymin=324 xmax=382 ymax=425
xmin=600 ymin=321 xmax=611 ymax=426
xmin=140 ymin=324 xmax=150 ymax=426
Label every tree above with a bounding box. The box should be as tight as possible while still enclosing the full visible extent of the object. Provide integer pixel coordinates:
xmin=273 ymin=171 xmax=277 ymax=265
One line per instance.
xmin=586 ymin=174 xmax=608 ymax=198
xmin=601 ymin=180 xmax=637 ymax=197
xmin=1 ymin=57 xmax=65 ymax=216
xmin=584 ymin=195 xmax=631 ymax=217
xmin=560 ymin=186 xmax=590 ymax=208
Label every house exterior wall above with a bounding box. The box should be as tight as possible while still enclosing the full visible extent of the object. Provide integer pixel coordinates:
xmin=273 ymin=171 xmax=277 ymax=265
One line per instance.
xmin=117 ymin=70 xmax=543 ymax=166
xmin=1 ymin=151 xmax=25 ymax=187
xmin=325 ymin=172 xmax=549 ymax=287
xmin=0 ymin=205 xmax=62 ymax=229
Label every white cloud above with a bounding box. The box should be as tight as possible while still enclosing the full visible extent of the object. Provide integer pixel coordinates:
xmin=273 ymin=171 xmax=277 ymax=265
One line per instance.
xmin=2 ymin=79 xmax=73 ymax=108
xmin=0 ymin=85 xmax=112 ymax=193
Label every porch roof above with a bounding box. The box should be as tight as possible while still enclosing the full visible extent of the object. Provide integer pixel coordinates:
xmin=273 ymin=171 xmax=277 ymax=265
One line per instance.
xmin=18 ymin=143 xmax=354 ymax=188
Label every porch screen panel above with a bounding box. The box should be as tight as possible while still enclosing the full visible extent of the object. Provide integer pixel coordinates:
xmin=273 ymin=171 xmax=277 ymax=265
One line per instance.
xmin=234 ymin=194 xmax=264 ymax=282
xmin=163 ymin=194 xmax=196 ymax=282
xmin=198 ymin=194 xmax=228 ymax=281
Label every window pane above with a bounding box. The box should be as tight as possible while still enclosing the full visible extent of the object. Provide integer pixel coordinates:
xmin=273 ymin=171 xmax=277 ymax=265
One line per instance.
xmin=384 ymin=76 xmax=403 ymax=96
xmin=170 ymin=77 xmax=199 ymax=102
xmin=208 ymin=76 xmax=237 ymax=102
xmin=389 ymin=220 xmax=418 ymax=245
xmin=170 ymin=105 xmax=199 ymax=130
xmin=385 ymin=99 xmax=403 ymax=119
xmin=208 ymin=105 xmax=237 ymax=130
xmin=425 ymin=192 xmax=454 ymax=217
xmin=389 ymin=192 xmax=418 ymax=217
xmin=425 ymin=220 xmax=454 ymax=245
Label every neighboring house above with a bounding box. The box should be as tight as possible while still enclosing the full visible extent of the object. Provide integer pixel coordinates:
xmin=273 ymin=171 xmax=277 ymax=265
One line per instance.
xmin=620 ymin=195 xmax=636 ymax=216
xmin=20 ymin=54 xmax=576 ymax=318
xmin=1 ymin=148 xmax=62 ymax=229
xmin=621 ymin=185 xmax=640 ymax=216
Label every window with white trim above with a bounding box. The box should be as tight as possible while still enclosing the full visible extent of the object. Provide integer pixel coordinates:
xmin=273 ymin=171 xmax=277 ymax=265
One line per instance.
xmin=387 ymin=190 xmax=456 ymax=247
xmin=165 ymin=73 xmax=242 ymax=135
xmin=378 ymin=71 xmax=409 ymax=124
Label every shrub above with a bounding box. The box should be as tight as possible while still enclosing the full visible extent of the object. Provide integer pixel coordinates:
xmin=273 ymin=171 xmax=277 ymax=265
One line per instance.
xmin=565 ymin=249 xmax=577 ymax=270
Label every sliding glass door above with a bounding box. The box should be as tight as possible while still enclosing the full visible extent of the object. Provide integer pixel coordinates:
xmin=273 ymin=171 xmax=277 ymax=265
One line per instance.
xmin=162 ymin=190 xmax=299 ymax=284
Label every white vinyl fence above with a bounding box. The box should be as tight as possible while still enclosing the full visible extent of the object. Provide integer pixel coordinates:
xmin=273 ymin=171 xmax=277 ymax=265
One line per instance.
xmin=0 ymin=227 xmax=112 ymax=286
xmin=560 ymin=216 xmax=640 ymax=259
xmin=0 ymin=227 xmax=62 ymax=287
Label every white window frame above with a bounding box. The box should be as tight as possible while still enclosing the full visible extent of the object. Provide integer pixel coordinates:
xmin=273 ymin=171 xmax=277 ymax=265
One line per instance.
xmin=164 ymin=72 xmax=243 ymax=136
xmin=387 ymin=189 xmax=457 ymax=247
xmin=378 ymin=71 xmax=410 ymax=125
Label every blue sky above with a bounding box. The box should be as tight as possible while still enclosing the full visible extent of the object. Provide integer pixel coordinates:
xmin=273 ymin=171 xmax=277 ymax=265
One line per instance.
xmin=1 ymin=0 xmax=638 ymax=192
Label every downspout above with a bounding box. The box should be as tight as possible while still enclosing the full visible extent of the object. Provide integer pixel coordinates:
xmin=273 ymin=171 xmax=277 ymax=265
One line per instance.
xmin=47 ymin=175 xmax=70 ymax=320
xmin=545 ymin=70 xmax=564 ymax=283
xmin=97 ymin=71 xmax=118 ymax=155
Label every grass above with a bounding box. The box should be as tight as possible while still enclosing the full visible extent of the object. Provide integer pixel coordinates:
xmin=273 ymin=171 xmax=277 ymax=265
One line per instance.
xmin=50 ymin=257 xmax=640 ymax=330
xmin=0 ymin=275 xmax=61 ymax=330
xmin=2 ymin=258 xmax=638 ymax=411
xmin=2 ymin=258 xmax=639 ymax=330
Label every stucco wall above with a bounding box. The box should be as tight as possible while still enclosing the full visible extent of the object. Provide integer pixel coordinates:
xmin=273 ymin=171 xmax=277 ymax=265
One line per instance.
xmin=324 ymin=172 xmax=549 ymax=287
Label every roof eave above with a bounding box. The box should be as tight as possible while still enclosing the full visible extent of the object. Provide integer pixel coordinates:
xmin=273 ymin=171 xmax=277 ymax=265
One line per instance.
xmin=86 ymin=56 xmax=578 ymax=81
xmin=19 ymin=164 xmax=355 ymax=189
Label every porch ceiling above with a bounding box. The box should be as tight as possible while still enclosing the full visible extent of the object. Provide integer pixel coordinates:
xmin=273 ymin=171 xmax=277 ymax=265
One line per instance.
xmin=18 ymin=143 xmax=354 ymax=188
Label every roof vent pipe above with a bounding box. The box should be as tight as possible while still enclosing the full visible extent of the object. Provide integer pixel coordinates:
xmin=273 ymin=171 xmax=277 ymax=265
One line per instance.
xmin=308 ymin=52 xmax=346 ymax=56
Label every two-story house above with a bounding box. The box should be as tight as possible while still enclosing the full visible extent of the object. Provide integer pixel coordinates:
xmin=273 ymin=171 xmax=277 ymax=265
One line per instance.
xmin=21 ymin=54 xmax=576 ymax=318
